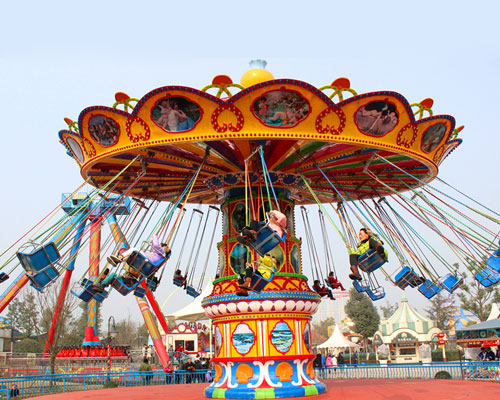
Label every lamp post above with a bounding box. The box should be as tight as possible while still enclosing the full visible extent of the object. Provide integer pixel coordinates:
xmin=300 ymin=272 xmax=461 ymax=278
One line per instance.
xmin=107 ymin=316 xmax=118 ymax=373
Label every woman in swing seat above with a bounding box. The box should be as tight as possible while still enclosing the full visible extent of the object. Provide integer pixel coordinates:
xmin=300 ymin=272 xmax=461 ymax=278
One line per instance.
xmin=107 ymin=234 xmax=171 ymax=268
xmin=312 ymin=280 xmax=334 ymax=300
xmin=236 ymin=210 xmax=287 ymax=246
xmin=236 ymin=254 xmax=280 ymax=296
xmin=347 ymin=228 xmax=387 ymax=281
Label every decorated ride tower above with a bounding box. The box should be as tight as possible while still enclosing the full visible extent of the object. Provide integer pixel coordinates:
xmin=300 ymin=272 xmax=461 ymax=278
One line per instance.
xmin=58 ymin=60 xmax=461 ymax=399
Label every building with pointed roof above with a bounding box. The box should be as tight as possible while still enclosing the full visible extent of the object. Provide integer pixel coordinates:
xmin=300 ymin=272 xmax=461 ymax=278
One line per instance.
xmin=373 ymin=293 xmax=441 ymax=363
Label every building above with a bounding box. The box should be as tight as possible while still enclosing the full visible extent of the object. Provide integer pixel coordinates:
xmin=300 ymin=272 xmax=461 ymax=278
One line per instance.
xmin=373 ymin=293 xmax=441 ymax=363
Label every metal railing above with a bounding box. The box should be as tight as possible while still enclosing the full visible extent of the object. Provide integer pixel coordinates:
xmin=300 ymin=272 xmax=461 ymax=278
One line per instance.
xmin=0 ymin=369 xmax=213 ymax=398
xmin=0 ymin=361 xmax=499 ymax=398
xmin=315 ymin=361 xmax=500 ymax=382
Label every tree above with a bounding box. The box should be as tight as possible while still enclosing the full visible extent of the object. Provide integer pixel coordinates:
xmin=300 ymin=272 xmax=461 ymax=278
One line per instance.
xmin=345 ymin=288 xmax=380 ymax=339
xmin=312 ymin=317 xmax=335 ymax=339
xmin=8 ymin=282 xmax=80 ymax=373
xmin=457 ymin=272 xmax=500 ymax=321
xmin=425 ymin=291 xmax=456 ymax=331
xmin=7 ymin=293 xmax=39 ymax=338
xmin=13 ymin=338 xmax=43 ymax=353
xmin=379 ymin=301 xmax=398 ymax=319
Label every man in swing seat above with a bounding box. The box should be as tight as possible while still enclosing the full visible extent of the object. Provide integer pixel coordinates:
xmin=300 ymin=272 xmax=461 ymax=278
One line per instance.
xmin=173 ymin=269 xmax=188 ymax=288
xmin=327 ymin=271 xmax=345 ymax=290
xmin=107 ymin=234 xmax=171 ymax=270
xmin=236 ymin=210 xmax=287 ymax=247
xmin=312 ymin=279 xmax=335 ymax=300
xmin=347 ymin=228 xmax=387 ymax=281
xmin=236 ymin=254 xmax=280 ymax=296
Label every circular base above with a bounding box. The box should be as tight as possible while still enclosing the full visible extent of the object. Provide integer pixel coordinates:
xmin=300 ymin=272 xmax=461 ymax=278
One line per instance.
xmin=205 ymin=382 xmax=326 ymax=398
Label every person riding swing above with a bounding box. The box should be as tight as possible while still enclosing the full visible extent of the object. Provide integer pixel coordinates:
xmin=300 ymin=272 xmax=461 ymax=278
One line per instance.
xmin=347 ymin=228 xmax=387 ymax=280
xmin=236 ymin=254 xmax=280 ymax=296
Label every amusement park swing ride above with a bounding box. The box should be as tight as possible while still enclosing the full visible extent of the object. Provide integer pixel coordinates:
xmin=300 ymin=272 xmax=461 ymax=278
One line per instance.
xmin=0 ymin=59 xmax=499 ymax=398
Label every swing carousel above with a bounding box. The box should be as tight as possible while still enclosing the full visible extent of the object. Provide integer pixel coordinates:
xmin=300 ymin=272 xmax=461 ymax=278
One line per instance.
xmin=1 ymin=60 xmax=500 ymax=399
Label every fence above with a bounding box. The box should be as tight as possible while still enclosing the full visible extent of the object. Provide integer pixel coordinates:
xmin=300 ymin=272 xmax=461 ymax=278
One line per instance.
xmin=315 ymin=361 xmax=500 ymax=382
xmin=0 ymin=369 xmax=213 ymax=399
xmin=0 ymin=362 xmax=499 ymax=399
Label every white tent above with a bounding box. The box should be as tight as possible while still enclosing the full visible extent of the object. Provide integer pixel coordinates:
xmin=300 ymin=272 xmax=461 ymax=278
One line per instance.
xmin=317 ymin=324 xmax=361 ymax=351
xmin=165 ymin=283 xmax=212 ymax=322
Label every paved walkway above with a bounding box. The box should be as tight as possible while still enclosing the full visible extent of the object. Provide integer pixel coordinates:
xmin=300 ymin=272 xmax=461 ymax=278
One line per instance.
xmin=25 ymin=379 xmax=500 ymax=399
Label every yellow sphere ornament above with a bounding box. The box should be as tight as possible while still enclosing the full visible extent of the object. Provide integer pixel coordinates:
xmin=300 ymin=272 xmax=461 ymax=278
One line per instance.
xmin=240 ymin=59 xmax=274 ymax=88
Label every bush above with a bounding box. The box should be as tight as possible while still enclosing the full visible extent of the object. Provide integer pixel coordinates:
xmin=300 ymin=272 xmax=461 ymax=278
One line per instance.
xmin=13 ymin=338 xmax=42 ymax=353
xmin=434 ymin=371 xmax=451 ymax=379
xmin=103 ymin=380 xmax=118 ymax=389
xmin=431 ymin=349 xmax=461 ymax=362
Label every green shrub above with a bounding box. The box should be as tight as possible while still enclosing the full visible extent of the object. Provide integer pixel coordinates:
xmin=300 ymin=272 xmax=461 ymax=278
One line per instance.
xmin=103 ymin=380 xmax=118 ymax=389
xmin=434 ymin=371 xmax=451 ymax=379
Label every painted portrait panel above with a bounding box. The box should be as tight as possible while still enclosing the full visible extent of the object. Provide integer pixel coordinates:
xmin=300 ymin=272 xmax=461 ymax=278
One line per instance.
xmin=152 ymin=96 xmax=201 ymax=132
xmin=355 ymin=101 xmax=398 ymax=136
xmin=421 ymin=123 xmax=447 ymax=153
xmin=88 ymin=115 xmax=120 ymax=147
xmin=66 ymin=137 xmax=84 ymax=163
xmin=253 ymin=90 xmax=310 ymax=128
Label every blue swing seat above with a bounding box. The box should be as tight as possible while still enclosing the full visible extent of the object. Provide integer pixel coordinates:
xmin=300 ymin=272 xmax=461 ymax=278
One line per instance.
xmin=17 ymin=242 xmax=61 ymax=290
xmin=394 ymin=266 xmax=425 ymax=289
xmin=438 ymin=273 xmax=463 ymax=293
xmin=353 ymin=280 xmax=370 ymax=293
xmin=127 ymin=251 xmax=165 ymax=278
xmin=247 ymin=268 xmax=275 ymax=294
xmin=486 ymin=253 xmax=500 ymax=273
xmin=475 ymin=268 xmax=500 ymax=287
xmin=358 ymin=249 xmax=387 ymax=273
xmin=366 ymin=286 xmax=386 ymax=301
xmin=71 ymin=279 xmax=108 ymax=303
xmin=418 ymin=280 xmax=442 ymax=299
xmin=111 ymin=276 xmax=145 ymax=297
xmin=186 ymin=285 xmax=200 ymax=298
xmin=251 ymin=223 xmax=287 ymax=257
xmin=146 ymin=276 xmax=159 ymax=292
xmin=173 ymin=278 xmax=184 ymax=287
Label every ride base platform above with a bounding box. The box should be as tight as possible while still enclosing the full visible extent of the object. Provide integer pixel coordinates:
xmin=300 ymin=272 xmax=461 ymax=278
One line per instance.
xmin=25 ymin=378 xmax=500 ymax=399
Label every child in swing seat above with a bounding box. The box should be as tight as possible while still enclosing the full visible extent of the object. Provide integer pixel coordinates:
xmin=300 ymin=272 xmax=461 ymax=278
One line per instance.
xmin=173 ymin=269 xmax=187 ymax=288
xmin=312 ymin=279 xmax=335 ymax=300
xmin=236 ymin=255 xmax=280 ymax=296
xmin=107 ymin=235 xmax=171 ymax=268
xmin=237 ymin=210 xmax=287 ymax=246
xmin=346 ymin=228 xmax=387 ymax=281
xmin=327 ymin=271 xmax=345 ymax=290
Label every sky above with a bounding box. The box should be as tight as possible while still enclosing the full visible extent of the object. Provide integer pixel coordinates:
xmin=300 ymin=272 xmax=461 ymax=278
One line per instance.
xmin=0 ymin=0 xmax=499 ymax=332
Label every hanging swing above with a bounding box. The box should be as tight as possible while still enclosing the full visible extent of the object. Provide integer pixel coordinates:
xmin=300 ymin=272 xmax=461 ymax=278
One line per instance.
xmin=237 ymin=147 xmax=287 ymax=257
xmin=16 ymin=241 xmax=61 ymax=290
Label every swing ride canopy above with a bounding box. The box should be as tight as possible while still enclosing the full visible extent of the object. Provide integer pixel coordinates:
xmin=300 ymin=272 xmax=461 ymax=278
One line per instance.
xmin=58 ymin=69 xmax=462 ymax=204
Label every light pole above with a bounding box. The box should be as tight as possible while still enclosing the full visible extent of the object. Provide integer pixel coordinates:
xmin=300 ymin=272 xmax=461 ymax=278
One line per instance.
xmin=107 ymin=316 xmax=118 ymax=373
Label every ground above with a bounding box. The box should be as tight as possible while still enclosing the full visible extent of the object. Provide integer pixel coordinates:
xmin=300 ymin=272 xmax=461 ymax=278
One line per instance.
xmin=25 ymin=379 xmax=500 ymax=399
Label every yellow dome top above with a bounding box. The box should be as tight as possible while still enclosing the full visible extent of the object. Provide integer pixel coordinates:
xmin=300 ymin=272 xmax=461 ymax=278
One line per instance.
xmin=240 ymin=59 xmax=274 ymax=88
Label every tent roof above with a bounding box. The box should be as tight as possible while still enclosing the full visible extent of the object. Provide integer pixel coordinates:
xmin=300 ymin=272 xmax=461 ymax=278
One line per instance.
xmin=456 ymin=318 xmax=500 ymax=332
xmin=165 ymin=284 xmax=212 ymax=322
xmin=317 ymin=324 xmax=360 ymax=350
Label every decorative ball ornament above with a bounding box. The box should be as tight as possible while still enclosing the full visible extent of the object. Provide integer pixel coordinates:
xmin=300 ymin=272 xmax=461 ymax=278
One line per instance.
xmin=240 ymin=59 xmax=275 ymax=88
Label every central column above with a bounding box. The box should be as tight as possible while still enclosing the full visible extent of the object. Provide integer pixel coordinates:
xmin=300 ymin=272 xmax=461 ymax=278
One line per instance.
xmin=202 ymin=188 xmax=325 ymax=399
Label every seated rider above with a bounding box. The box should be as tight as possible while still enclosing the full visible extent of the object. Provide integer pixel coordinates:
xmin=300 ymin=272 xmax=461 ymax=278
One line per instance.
xmin=312 ymin=279 xmax=334 ymax=300
xmin=107 ymin=235 xmax=171 ymax=268
xmin=327 ymin=271 xmax=345 ymax=290
xmin=236 ymin=254 xmax=280 ymax=296
xmin=173 ymin=269 xmax=187 ymax=288
xmin=237 ymin=210 xmax=287 ymax=246
xmin=346 ymin=228 xmax=387 ymax=281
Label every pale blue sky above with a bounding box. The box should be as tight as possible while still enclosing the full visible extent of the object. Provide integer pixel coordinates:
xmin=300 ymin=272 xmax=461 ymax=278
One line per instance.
xmin=0 ymin=1 xmax=499 ymax=326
